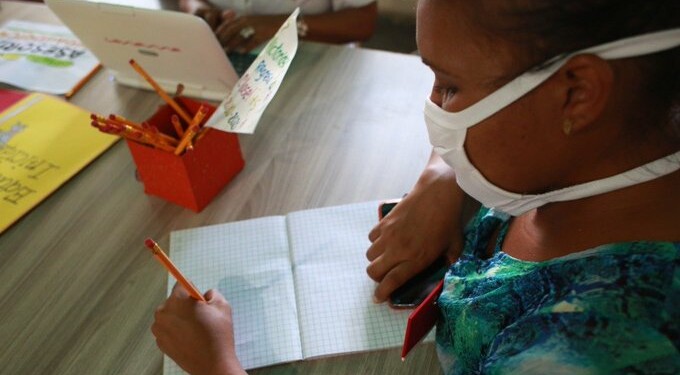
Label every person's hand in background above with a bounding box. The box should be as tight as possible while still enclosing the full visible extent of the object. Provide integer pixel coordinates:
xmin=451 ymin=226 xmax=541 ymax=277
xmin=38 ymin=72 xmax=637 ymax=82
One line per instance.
xmin=214 ymin=12 xmax=287 ymax=53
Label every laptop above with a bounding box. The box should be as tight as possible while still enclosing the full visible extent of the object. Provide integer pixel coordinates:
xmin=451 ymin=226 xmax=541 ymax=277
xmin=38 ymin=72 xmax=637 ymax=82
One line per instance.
xmin=45 ymin=0 xmax=240 ymax=100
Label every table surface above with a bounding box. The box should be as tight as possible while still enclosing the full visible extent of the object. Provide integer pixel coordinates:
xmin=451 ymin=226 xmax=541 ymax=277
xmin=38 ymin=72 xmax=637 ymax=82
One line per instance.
xmin=0 ymin=2 xmax=441 ymax=374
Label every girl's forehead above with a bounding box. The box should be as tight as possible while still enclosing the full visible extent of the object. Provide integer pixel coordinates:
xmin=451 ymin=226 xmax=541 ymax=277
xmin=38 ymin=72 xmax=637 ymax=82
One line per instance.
xmin=417 ymin=0 xmax=517 ymax=81
xmin=417 ymin=0 xmax=499 ymax=53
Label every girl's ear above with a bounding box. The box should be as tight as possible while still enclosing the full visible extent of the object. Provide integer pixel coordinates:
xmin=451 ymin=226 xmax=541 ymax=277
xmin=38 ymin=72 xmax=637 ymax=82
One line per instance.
xmin=558 ymin=54 xmax=614 ymax=134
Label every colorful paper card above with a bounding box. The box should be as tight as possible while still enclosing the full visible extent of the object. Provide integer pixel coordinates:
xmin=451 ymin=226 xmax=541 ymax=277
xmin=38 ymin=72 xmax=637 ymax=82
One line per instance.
xmin=0 ymin=20 xmax=99 ymax=94
xmin=0 ymin=90 xmax=117 ymax=233
xmin=204 ymin=8 xmax=299 ymax=134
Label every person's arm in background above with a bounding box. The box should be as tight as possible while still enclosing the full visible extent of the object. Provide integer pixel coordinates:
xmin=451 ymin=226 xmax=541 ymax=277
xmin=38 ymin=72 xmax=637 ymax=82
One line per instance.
xmin=366 ymin=151 xmax=472 ymax=303
xmin=178 ymin=1 xmax=377 ymax=53
xmin=293 ymin=2 xmax=377 ymax=44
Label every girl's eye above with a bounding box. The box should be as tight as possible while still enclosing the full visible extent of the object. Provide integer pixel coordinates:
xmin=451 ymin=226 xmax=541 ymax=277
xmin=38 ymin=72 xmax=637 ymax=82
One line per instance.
xmin=432 ymin=84 xmax=458 ymax=104
xmin=430 ymin=79 xmax=459 ymax=107
xmin=439 ymin=86 xmax=458 ymax=99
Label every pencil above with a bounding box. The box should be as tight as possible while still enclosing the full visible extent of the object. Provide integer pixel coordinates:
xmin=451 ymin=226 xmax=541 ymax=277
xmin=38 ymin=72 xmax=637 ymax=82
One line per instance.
xmin=171 ymin=114 xmax=185 ymax=138
xmin=174 ymin=105 xmax=208 ymax=155
xmin=144 ymin=238 xmax=206 ymax=302
xmin=174 ymin=83 xmax=185 ymax=97
xmin=195 ymin=126 xmax=212 ymax=143
xmin=91 ymin=114 xmax=179 ymax=150
xmin=65 ymin=63 xmax=102 ymax=100
xmin=174 ymin=125 xmax=199 ymax=156
xmin=128 ymin=59 xmax=193 ymax=124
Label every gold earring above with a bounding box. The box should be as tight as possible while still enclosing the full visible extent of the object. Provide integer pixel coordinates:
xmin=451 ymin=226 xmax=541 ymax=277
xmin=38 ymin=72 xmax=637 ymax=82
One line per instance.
xmin=563 ymin=119 xmax=573 ymax=136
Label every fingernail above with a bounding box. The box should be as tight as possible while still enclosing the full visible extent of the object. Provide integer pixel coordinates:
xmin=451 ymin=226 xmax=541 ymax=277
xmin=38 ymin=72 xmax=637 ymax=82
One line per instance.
xmin=372 ymin=295 xmax=382 ymax=304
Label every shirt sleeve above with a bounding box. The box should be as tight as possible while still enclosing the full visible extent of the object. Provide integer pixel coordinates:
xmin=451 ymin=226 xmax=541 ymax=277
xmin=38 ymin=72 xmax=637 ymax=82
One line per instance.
xmin=331 ymin=0 xmax=376 ymax=11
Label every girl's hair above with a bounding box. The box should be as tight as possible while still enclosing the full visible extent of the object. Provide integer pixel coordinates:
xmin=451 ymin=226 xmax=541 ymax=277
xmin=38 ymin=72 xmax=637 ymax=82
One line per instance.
xmin=464 ymin=0 xmax=680 ymax=135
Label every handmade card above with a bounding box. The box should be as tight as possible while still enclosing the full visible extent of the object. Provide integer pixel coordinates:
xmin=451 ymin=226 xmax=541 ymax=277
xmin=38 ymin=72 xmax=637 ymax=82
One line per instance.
xmin=204 ymin=9 xmax=299 ymax=134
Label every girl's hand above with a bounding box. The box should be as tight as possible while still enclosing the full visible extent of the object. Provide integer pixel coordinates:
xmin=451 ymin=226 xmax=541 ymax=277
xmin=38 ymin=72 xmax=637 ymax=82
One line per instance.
xmin=152 ymin=284 xmax=246 ymax=375
xmin=366 ymin=153 xmax=466 ymax=303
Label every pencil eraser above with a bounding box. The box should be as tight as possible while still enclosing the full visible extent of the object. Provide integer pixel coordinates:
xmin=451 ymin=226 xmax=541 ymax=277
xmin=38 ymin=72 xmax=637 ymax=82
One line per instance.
xmin=144 ymin=238 xmax=156 ymax=249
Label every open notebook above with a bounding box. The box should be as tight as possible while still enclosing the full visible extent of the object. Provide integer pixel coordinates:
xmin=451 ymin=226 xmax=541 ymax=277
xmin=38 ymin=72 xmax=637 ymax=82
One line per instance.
xmin=167 ymin=201 xmax=434 ymax=372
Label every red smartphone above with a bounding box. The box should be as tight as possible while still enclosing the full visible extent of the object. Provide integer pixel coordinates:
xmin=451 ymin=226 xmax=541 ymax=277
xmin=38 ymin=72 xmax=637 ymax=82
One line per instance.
xmin=377 ymin=199 xmax=448 ymax=309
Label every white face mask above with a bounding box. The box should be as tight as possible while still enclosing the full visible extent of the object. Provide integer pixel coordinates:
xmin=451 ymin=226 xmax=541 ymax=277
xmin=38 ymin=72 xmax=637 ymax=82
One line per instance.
xmin=425 ymin=29 xmax=680 ymax=216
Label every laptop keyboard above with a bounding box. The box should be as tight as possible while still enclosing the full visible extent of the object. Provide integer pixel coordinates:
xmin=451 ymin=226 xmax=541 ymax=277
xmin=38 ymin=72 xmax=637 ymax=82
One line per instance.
xmin=227 ymin=52 xmax=258 ymax=76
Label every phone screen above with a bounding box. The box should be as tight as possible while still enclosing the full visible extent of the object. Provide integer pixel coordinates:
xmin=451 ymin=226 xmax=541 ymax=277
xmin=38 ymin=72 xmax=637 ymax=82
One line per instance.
xmin=389 ymin=256 xmax=447 ymax=308
xmin=378 ymin=200 xmax=399 ymax=220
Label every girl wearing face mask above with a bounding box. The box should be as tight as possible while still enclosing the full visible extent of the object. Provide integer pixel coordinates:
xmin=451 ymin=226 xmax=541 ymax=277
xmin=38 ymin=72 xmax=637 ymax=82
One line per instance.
xmin=151 ymin=0 xmax=679 ymax=374
xmin=368 ymin=0 xmax=680 ymax=372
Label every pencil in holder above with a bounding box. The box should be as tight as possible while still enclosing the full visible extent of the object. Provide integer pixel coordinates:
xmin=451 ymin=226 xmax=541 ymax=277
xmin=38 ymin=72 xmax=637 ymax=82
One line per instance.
xmin=126 ymin=97 xmax=245 ymax=212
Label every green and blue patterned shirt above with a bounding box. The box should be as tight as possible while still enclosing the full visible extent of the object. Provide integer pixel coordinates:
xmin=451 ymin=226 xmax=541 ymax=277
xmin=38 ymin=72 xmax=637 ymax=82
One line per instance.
xmin=436 ymin=208 xmax=679 ymax=374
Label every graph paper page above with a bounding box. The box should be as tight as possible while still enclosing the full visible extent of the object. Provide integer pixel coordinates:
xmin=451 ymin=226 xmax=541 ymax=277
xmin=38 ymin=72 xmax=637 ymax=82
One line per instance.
xmin=165 ymin=216 xmax=302 ymax=372
xmin=287 ymin=201 xmax=417 ymax=359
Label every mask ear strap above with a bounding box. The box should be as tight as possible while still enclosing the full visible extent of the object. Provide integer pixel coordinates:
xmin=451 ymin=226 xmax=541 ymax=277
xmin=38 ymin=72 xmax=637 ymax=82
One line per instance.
xmin=430 ymin=61 xmax=565 ymax=128
xmin=581 ymin=28 xmax=680 ymax=59
xmin=438 ymin=28 xmax=680 ymax=129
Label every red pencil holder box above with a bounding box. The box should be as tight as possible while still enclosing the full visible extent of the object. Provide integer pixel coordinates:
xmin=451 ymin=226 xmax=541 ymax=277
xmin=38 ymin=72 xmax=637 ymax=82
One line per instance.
xmin=126 ymin=98 xmax=245 ymax=212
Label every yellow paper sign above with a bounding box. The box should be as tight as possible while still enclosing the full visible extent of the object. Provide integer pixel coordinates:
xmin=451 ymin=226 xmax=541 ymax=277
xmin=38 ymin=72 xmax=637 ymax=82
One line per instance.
xmin=0 ymin=93 xmax=117 ymax=233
